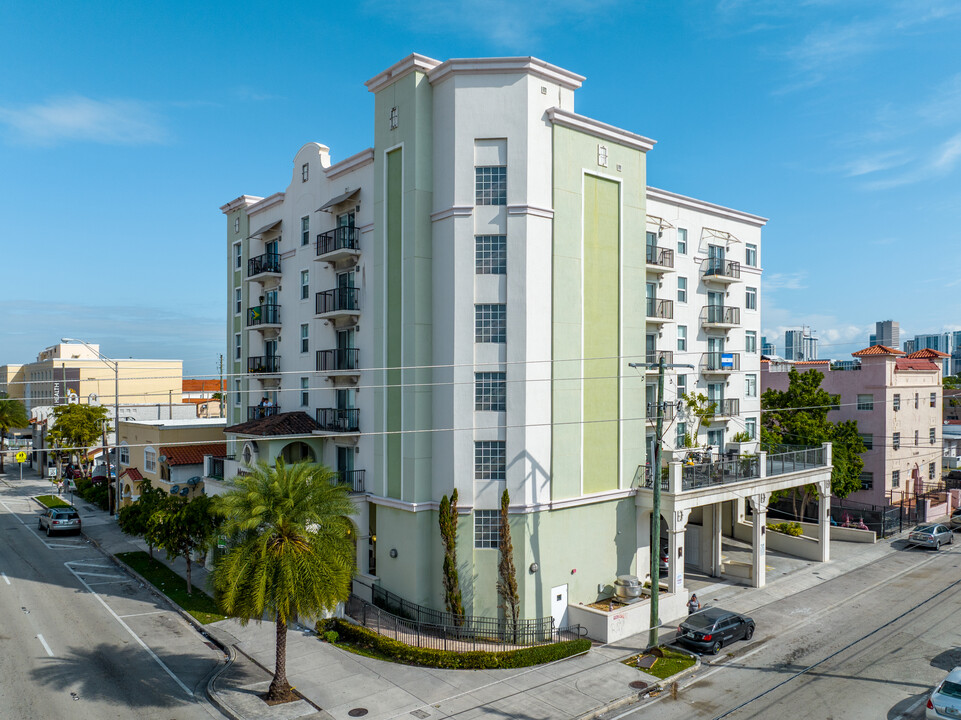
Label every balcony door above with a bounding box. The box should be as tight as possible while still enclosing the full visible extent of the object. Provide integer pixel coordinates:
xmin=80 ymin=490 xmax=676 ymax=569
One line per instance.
xmin=646 ymin=333 xmax=657 ymax=364
xmin=336 ymin=445 xmax=354 ymax=474
xmin=336 ymin=388 xmax=354 ymax=410
xmin=264 ymin=289 xmax=278 ymax=306
xmin=265 ymin=339 xmax=278 ymax=359
xmin=708 ymin=245 xmax=724 ymax=273
xmin=707 ymin=382 xmax=724 ymax=406
xmin=338 ymin=270 xmax=355 ymax=290
xmin=708 ymin=337 xmax=723 ymax=368
xmin=646 ymin=231 xmax=657 ymax=263
xmin=646 ymin=282 xmax=656 ymax=316
xmin=337 ymin=210 xmax=355 ymax=229
xmin=265 ymin=239 xmax=279 ymax=257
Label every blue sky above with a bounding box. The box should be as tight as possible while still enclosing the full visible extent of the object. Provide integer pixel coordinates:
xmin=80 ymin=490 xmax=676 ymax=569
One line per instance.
xmin=2 ymin=0 xmax=960 ymax=377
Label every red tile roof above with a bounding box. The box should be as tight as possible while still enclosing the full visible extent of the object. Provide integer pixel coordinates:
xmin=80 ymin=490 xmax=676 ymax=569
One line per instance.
xmin=894 ymin=358 xmax=939 ymax=371
xmin=794 ymin=360 xmax=830 ymax=365
xmin=159 ymin=442 xmax=227 ymax=466
xmin=852 ymin=345 xmax=905 ymax=357
xmin=121 ymin=467 xmax=143 ymax=482
xmin=182 ymin=379 xmax=226 ymax=393
xmin=225 ymin=411 xmax=322 ymax=437
xmin=906 ymin=348 xmax=951 ymax=359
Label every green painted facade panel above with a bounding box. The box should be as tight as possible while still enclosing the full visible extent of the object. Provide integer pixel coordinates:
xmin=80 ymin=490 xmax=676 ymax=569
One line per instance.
xmin=386 ymin=148 xmax=403 ymax=499
xmin=373 ymin=506 xmax=441 ymax=608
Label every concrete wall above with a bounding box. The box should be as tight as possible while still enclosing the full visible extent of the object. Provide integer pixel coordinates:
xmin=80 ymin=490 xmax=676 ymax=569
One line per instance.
xmin=735 ymin=520 xmax=822 ymax=561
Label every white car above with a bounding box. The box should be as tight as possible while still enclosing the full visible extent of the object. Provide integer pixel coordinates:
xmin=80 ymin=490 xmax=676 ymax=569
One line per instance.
xmin=927 ymin=666 xmax=961 ymax=718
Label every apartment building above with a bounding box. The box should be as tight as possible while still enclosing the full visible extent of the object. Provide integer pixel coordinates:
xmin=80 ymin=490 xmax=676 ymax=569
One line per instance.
xmin=784 ymin=328 xmax=818 ymax=361
xmin=763 ymin=346 xmax=944 ymax=507
xmin=218 ymin=53 xmax=831 ymax=629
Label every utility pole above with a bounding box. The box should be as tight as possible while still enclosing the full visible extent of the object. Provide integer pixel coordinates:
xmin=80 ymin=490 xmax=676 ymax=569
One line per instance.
xmin=629 ymin=356 xmax=694 ymax=650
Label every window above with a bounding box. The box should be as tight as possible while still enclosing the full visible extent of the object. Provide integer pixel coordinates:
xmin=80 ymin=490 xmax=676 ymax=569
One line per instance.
xmin=475 ymin=166 xmax=507 ymax=205
xmin=931 ymin=427 xmax=937 ymax=445
xmin=745 ymin=418 xmax=756 ymax=440
xmin=892 ymin=470 xmax=900 ymax=488
xmin=893 ymin=393 xmax=901 ymax=411
xmin=234 ymin=333 xmax=241 ymax=361
xmin=930 ymin=462 xmax=937 ymax=480
xmin=301 ymin=270 xmax=309 ymax=300
xmin=475 ymin=441 xmax=506 ymax=480
xmin=915 ymin=393 xmax=919 ymax=409
xmin=859 ymin=472 xmax=873 ymax=490
xmin=301 ymin=378 xmax=309 ymax=407
xmin=144 ymin=448 xmax=157 ymax=474
xmin=676 ymin=422 xmax=687 ymax=447
xmin=475 ymin=304 xmax=506 ymax=343
xmin=119 ymin=443 xmax=129 ymax=466
xmin=234 ymin=242 xmax=242 ymax=269
xmin=859 ymin=433 xmax=873 ymax=450
xmin=677 ymin=277 xmax=687 ymax=303
xmin=300 ymin=323 xmax=309 ymax=353
xmin=745 ymin=243 xmax=757 ymax=267
xmin=857 ymin=394 xmax=874 ymax=411
xmin=301 ymin=216 xmax=310 ymax=246
xmin=707 ymin=429 xmax=724 ymax=447
xmin=893 ymin=432 xmax=901 ymax=450
xmin=677 ymin=228 xmax=687 ymax=255
xmin=677 ymin=326 xmax=687 ymax=352
xmin=389 ymin=106 xmax=398 ymax=130
xmin=746 ymin=287 xmax=757 ymax=310
xmin=745 ymin=374 xmax=757 ymax=398
xmin=915 ymin=430 xmax=919 ymax=446
xmin=234 ymin=217 xmax=240 ymax=234
xmin=474 ymin=510 xmax=500 ymax=549
xmin=931 ymin=392 xmax=937 ymax=408
xmin=235 ymin=287 xmax=242 ymax=314
xmin=597 ymin=144 xmax=608 ymax=168
xmin=234 ymin=379 xmax=241 ymax=406
xmin=746 ymin=331 xmax=757 ymax=353
xmin=475 ymin=235 xmax=507 ymax=274
xmin=301 ymin=163 xmax=309 ymax=182
xmin=475 ymin=372 xmax=507 ymax=411
xmin=677 ymin=374 xmax=687 ymax=396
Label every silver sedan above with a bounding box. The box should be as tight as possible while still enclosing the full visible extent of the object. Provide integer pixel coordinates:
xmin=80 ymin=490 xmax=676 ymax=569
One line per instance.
xmin=927 ymin=666 xmax=961 ymax=718
xmin=909 ymin=524 xmax=954 ymax=551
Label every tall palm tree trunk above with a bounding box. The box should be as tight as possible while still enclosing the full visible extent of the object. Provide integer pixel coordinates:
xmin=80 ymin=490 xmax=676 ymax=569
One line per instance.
xmin=267 ymin=615 xmax=293 ymax=701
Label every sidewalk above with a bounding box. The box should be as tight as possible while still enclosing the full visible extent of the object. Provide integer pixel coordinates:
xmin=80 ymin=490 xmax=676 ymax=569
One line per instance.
xmin=9 ymin=468 xmax=924 ymax=720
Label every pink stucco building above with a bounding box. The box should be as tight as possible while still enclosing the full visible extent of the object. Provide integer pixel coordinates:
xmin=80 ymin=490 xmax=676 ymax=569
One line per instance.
xmin=762 ymin=346 xmax=946 ymax=508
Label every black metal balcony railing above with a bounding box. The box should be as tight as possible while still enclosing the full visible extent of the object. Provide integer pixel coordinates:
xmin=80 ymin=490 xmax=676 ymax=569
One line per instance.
xmin=317 ymin=348 xmax=360 ymax=372
xmin=208 ymin=456 xmax=226 ymax=480
xmin=645 ymin=350 xmax=674 ymax=368
xmin=247 ymin=405 xmax=280 ymax=420
xmin=247 ymin=355 xmax=280 ymax=374
xmin=646 ymin=297 xmax=674 ymax=320
xmin=713 ymin=398 xmax=739 ymax=417
xmin=247 ymin=252 xmax=281 ymax=277
xmin=702 ymin=305 xmax=740 ymax=325
xmin=646 ymin=401 xmax=676 ymax=423
xmin=703 ymin=258 xmax=741 ymax=280
xmin=316 ymin=287 xmax=360 ymax=315
xmin=334 ymin=469 xmax=365 ymax=493
xmin=703 ymin=352 xmax=740 ymax=372
xmin=316 ymin=407 xmax=360 ymax=432
xmin=646 ymin=245 xmax=675 ymax=269
xmin=247 ymin=304 xmax=280 ymax=326
xmin=316 ymin=226 xmax=359 ymax=256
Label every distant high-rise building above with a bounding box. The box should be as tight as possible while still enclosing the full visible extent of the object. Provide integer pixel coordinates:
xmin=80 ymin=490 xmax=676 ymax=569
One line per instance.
xmin=875 ymin=320 xmax=899 ymax=349
xmin=869 ymin=334 xmax=877 ymax=347
xmin=903 ymin=339 xmax=916 ymax=354
xmin=915 ymin=333 xmax=951 ymax=374
xmin=761 ymin=336 xmax=776 ymax=356
xmin=784 ymin=328 xmax=818 ymax=361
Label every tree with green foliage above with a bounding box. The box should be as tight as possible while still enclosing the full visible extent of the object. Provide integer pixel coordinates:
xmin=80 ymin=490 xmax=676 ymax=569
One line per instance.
xmin=0 ymin=394 xmax=29 ymax=474
xmin=210 ymin=460 xmax=356 ymax=703
xmin=944 ymin=374 xmax=961 ymax=390
xmin=148 ymin=494 xmax=220 ymax=594
xmin=117 ymin=478 xmax=167 ymax=558
xmin=762 ymin=368 xmax=866 ymax=519
xmin=439 ymin=488 xmax=464 ymax=619
xmin=48 ymin=404 xmax=111 ymax=476
xmin=681 ymin=392 xmax=716 ymax=445
xmin=496 ymin=489 xmax=520 ymax=640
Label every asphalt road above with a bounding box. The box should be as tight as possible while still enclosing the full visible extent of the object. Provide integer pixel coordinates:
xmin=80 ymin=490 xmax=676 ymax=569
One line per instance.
xmin=0 ymin=476 xmax=225 ymax=719
xmin=604 ymin=534 xmax=961 ymax=720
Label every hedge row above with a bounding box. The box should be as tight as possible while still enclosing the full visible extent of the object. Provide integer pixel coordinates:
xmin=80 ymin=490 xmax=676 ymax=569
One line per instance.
xmin=318 ymin=618 xmax=591 ymax=669
xmin=768 ymin=521 xmax=804 ymax=537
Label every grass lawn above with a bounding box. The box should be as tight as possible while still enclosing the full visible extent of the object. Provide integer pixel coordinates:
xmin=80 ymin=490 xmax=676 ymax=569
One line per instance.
xmin=623 ymin=646 xmax=696 ymax=680
xmin=115 ymin=551 xmax=227 ymax=625
xmin=35 ymin=495 xmax=73 ymax=508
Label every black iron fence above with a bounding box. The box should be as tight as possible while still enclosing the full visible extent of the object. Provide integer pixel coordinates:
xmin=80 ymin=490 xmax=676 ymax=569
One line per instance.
xmin=316 ymin=225 xmax=359 ymax=256
xmin=247 ymin=252 xmax=281 ymax=277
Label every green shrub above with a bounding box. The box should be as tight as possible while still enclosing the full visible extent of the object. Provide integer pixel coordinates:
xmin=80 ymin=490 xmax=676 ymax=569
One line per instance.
xmin=768 ymin=521 xmax=803 ymax=537
xmin=324 ymin=630 xmax=339 ymax=643
xmin=35 ymin=495 xmax=72 ymax=508
xmin=316 ymin=618 xmax=590 ymax=669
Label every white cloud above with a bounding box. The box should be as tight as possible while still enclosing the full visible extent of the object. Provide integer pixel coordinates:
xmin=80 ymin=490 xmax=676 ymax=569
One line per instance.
xmin=861 ymin=131 xmax=961 ymax=190
xmin=763 ymin=272 xmax=808 ymax=291
xmin=0 ymin=96 xmax=168 ymax=147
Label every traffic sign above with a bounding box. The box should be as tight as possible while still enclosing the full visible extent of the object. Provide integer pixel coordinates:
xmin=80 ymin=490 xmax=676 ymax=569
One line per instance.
xmin=15 ymin=451 xmax=27 ymax=463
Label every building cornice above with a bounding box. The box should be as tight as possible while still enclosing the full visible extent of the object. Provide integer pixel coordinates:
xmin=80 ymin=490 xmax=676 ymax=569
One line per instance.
xmin=428 ymin=57 xmax=585 ymax=91
xmin=507 ymin=204 xmax=554 ymax=219
xmin=546 ymin=107 xmax=656 ymax=152
xmin=247 ymin=192 xmax=285 ymax=216
xmin=219 ymin=195 xmax=263 ymax=215
xmin=646 ymin=186 xmax=768 ymax=227
xmin=365 ymin=53 xmax=442 ymax=93
xmin=430 ymin=205 xmax=473 ymax=222
xmin=325 ymin=148 xmax=375 ymax=181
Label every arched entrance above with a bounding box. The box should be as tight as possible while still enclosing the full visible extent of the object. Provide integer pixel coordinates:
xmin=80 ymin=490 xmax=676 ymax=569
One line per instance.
xmin=278 ymin=441 xmax=315 ymax=464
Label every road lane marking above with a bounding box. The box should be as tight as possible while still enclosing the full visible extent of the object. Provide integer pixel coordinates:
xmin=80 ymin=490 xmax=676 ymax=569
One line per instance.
xmin=69 ymin=563 xmax=114 ymax=569
xmin=37 ymin=634 xmax=53 ymax=657
xmin=892 ymin=693 xmax=929 ymax=720
xmin=118 ymin=611 xmax=166 ymax=619
xmin=86 ymin=580 xmax=129 ymax=586
xmin=64 ymin=561 xmax=192 ymax=697
xmin=2 ymin=573 xmax=9 ymax=585
xmin=73 ymin=571 xmax=125 ymax=579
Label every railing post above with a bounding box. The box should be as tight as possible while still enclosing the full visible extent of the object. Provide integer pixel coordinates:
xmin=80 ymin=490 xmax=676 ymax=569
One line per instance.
xmin=758 ymin=451 xmax=767 ymax=479
xmin=668 ymin=461 xmax=682 ymax=493
xmin=822 ymin=442 xmax=832 ymax=468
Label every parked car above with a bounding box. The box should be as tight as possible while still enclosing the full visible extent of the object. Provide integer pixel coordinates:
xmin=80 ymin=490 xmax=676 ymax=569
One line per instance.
xmin=927 ymin=666 xmax=961 ymax=719
xmin=676 ymin=607 xmax=755 ymax=655
xmin=949 ymin=508 xmax=961 ymax=530
xmin=908 ymin=524 xmax=954 ymax=551
xmin=38 ymin=507 xmax=82 ymax=536
xmin=659 ymin=540 xmax=670 ymax=576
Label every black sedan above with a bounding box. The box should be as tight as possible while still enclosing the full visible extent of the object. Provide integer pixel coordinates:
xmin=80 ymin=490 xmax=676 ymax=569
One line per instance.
xmin=676 ymin=607 xmax=754 ymax=655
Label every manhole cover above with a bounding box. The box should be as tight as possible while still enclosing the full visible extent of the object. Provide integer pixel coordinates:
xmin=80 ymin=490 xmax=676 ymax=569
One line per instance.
xmin=348 ymin=710 xmax=369 ymax=718
xmin=410 ymin=711 xmax=430 ymax=719
xmin=629 ymin=681 xmax=649 ymax=690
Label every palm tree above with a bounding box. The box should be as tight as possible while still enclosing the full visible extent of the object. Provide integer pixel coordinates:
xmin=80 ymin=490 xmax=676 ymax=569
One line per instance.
xmin=211 ymin=459 xmax=356 ymax=703
xmin=0 ymin=395 xmax=29 ymax=474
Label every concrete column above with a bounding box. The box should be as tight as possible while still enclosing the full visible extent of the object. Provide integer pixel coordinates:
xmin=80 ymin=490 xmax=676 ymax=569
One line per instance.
xmin=637 ymin=510 xmax=651 ymax=584
xmin=818 ymin=480 xmax=831 ymax=563
xmin=711 ymin=502 xmax=723 ymax=577
xmin=667 ymin=508 xmax=691 ymax=595
xmin=668 ymin=461 xmax=682 ymax=494
xmin=750 ymin=494 xmax=768 ymax=588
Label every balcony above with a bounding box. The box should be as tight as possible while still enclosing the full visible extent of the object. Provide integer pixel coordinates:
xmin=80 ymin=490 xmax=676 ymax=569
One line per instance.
xmin=247 ymin=252 xmax=281 ymax=279
xmin=701 ymin=305 xmax=740 ymax=329
xmin=712 ymin=398 xmax=739 ymax=419
xmin=247 ymin=355 xmax=281 ymax=374
xmin=334 ymin=469 xmax=365 ymax=493
xmin=701 ymin=352 xmax=740 ymax=375
xmin=247 ymin=304 xmax=281 ymax=329
xmin=702 ymin=258 xmax=741 ymax=284
xmin=645 ymin=350 xmax=674 ymax=372
xmin=646 ymin=401 xmax=675 ymax=425
xmin=316 ymin=407 xmax=360 ymax=433
xmin=316 ymin=287 xmax=360 ymax=323
xmin=646 ymin=298 xmax=674 ymax=324
xmin=316 ymin=226 xmax=360 ymax=264
xmin=646 ymin=245 xmax=675 ymax=273
xmin=247 ymin=405 xmax=280 ymax=421
xmin=317 ymin=348 xmax=360 ymax=382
